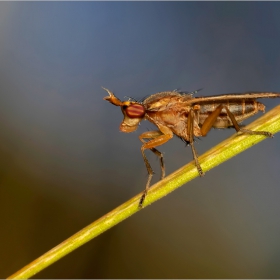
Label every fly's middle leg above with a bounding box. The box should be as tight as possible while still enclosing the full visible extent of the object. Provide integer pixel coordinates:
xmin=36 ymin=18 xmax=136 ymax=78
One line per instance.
xmin=188 ymin=109 xmax=204 ymax=176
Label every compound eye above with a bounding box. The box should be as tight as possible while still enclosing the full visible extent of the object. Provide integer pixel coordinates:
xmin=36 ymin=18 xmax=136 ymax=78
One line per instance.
xmin=124 ymin=104 xmax=145 ymax=118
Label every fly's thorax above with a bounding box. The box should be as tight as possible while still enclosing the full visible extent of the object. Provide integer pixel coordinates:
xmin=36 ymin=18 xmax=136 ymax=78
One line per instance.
xmin=145 ymin=107 xmax=182 ymax=127
xmin=120 ymin=101 xmax=146 ymax=133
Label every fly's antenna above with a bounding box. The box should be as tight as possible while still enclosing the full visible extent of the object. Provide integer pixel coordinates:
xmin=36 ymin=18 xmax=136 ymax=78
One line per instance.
xmin=102 ymin=87 xmax=123 ymax=106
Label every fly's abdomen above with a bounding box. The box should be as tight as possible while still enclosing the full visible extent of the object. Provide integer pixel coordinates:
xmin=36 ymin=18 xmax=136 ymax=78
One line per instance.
xmin=198 ymin=100 xmax=265 ymax=128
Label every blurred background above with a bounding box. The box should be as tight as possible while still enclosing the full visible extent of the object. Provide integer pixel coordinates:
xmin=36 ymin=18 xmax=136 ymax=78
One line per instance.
xmin=1 ymin=2 xmax=280 ymax=278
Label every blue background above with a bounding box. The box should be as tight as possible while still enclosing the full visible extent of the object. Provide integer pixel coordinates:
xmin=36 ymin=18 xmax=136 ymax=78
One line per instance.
xmin=1 ymin=2 xmax=280 ymax=278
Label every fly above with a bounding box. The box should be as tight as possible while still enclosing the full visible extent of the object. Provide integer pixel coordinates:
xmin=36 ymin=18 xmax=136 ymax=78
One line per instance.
xmin=103 ymin=87 xmax=280 ymax=207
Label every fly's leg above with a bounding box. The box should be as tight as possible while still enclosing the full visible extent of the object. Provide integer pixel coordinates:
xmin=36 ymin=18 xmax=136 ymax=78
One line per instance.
xmin=188 ymin=109 xmax=204 ymax=176
xmin=223 ymin=106 xmax=273 ymax=138
xmin=138 ymin=130 xmax=173 ymax=208
xmin=138 ymin=131 xmax=163 ymax=208
xmin=200 ymin=104 xmax=273 ymax=138
xmin=200 ymin=104 xmax=224 ymax=136
xmin=139 ymin=131 xmax=166 ymax=180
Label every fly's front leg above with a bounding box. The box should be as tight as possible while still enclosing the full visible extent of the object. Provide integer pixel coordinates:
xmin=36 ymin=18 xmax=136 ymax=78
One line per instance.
xmin=188 ymin=109 xmax=204 ymax=176
xmin=139 ymin=131 xmax=166 ymax=180
xmin=138 ymin=130 xmax=173 ymax=208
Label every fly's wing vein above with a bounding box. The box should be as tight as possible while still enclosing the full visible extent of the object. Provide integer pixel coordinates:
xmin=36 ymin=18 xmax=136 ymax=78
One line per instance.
xmin=184 ymin=92 xmax=280 ymax=105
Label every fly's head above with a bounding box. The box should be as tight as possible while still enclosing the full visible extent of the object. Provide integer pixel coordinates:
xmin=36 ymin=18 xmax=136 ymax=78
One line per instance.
xmin=103 ymin=87 xmax=145 ymax=133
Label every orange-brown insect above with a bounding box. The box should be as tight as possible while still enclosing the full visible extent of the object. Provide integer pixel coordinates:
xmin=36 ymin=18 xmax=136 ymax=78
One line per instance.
xmin=103 ymin=87 xmax=280 ymax=207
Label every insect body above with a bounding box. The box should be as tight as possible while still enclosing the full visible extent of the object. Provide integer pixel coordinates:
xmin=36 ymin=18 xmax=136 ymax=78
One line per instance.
xmin=103 ymin=88 xmax=280 ymax=207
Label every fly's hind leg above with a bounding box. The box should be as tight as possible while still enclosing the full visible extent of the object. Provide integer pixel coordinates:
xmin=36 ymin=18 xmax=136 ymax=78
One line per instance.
xmin=138 ymin=129 xmax=173 ymax=208
xmin=200 ymin=104 xmax=274 ymax=139
xmin=223 ymin=106 xmax=274 ymax=138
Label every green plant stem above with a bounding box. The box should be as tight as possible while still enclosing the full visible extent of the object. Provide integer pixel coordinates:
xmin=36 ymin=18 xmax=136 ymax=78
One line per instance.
xmin=8 ymin=105 xmax=280 ymax=279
